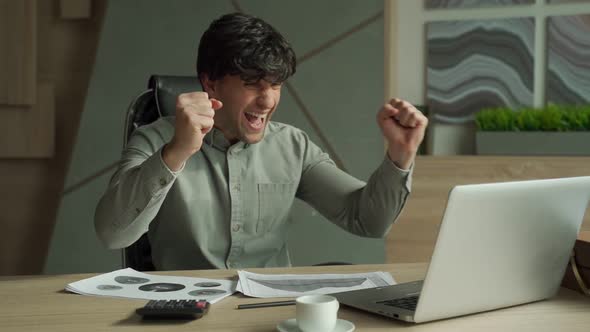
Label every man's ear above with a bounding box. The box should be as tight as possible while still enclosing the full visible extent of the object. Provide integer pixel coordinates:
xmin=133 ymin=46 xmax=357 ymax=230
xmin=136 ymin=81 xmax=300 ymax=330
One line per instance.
xmin=200 ymin=74 xmax=216 ymax=95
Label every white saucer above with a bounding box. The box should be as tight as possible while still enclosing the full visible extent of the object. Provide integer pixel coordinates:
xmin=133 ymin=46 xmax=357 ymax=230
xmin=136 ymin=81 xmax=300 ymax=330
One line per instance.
xmin=276 ymin=318 xmax=355 ymax=332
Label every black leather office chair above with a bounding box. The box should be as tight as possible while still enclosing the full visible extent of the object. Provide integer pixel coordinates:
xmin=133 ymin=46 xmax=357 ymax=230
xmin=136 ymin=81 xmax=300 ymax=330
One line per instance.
xmin=123 ymin=75 xmax=201 ymax=271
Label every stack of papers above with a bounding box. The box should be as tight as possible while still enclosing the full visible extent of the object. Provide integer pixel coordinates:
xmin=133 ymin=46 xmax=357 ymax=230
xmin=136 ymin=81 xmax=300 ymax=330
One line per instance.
xmin=65 ymin=268 xmax=236 ymax=304
xmin=66 ymin=268 xmax=396 ymax=303
xmin=237 ymin=270 xmax=395 ymax=298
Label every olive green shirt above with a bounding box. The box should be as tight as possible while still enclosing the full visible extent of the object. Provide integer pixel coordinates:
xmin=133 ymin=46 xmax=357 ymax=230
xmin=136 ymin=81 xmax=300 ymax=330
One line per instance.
xmin=95 ymin=117 xmax=412 ymax=270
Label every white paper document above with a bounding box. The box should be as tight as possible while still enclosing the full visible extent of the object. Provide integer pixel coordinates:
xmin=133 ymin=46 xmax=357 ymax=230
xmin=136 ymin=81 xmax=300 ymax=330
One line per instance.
xmin=65 ymin=268 xmax=237 ymax=304
xmin=237 ymin=270 xmax=396 ymax=298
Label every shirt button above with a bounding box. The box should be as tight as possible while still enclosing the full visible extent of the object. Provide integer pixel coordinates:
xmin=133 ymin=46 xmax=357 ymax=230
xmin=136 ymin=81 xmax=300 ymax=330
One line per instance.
xmin=159 ymin=178 xmax=168 ymax=186
xmin=232 ymin=224 xmax=241 ymax=232
xmin=233 ymin=184 xmax=241 ymax=191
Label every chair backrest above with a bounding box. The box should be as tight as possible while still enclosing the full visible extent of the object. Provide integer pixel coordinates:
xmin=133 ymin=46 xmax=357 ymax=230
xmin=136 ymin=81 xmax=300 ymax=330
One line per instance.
xmin=122 ymin=75 xmax=200 ymax=271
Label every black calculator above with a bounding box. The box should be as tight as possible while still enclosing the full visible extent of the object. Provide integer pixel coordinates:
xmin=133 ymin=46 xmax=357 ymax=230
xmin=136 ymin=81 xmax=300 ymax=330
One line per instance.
xmin=136 ymin=299 xmax=210 ymax=319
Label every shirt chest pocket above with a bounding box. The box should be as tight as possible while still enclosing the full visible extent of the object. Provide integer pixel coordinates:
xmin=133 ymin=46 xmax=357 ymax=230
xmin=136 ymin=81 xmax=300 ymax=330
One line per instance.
xmin=256 ymin=183 xmax=297 ymax=234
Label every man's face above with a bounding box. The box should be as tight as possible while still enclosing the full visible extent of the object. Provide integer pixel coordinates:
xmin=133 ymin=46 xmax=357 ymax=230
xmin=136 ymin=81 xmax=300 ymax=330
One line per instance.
xmin=204 ymin=75 xmax=282 ymax=144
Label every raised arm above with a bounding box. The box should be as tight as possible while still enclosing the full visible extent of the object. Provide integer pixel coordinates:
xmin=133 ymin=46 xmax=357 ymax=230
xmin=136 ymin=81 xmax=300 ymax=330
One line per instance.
xmin=296 ymin=99 xmax=426 ymax=237
xmin=94 ymin=122 xmax=179 ymax=249
xmin=94 ymin=92 xmax=222 ymax=249
xmin=296 ymin=144 xmax=412 ymax=238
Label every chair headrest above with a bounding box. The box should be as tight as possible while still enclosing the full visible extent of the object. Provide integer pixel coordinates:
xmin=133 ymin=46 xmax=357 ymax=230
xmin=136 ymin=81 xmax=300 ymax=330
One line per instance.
xmin=148 ymin=75 xmax=201 ymax=117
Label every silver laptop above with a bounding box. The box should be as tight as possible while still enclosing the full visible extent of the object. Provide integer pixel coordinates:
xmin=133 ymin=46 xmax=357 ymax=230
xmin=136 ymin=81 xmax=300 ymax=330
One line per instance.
xmin=333 ymin=176 xmax=590 ymax=323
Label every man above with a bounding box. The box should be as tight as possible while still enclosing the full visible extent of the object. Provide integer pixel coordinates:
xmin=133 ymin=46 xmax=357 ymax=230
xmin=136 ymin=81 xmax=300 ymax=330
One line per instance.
xmin=95 ymin=13 xmax=428 ymax=270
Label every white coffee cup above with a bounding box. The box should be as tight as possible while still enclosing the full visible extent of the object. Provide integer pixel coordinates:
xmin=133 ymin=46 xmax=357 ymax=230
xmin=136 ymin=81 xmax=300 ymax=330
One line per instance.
xmin=296 ymin=294 xmax=339 ymax=332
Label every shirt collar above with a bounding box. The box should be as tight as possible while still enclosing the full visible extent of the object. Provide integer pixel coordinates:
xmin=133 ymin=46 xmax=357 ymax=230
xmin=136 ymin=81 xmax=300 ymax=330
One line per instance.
xmin=204 ymin=127 xmax=250 ymax=152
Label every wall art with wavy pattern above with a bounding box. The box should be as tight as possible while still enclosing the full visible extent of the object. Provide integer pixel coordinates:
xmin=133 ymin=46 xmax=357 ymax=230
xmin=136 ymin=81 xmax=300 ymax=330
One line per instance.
xmin=547 ymin=14 xmax=590 ymax=105
xmin=426 ymin=18 xmax=535 ymax=123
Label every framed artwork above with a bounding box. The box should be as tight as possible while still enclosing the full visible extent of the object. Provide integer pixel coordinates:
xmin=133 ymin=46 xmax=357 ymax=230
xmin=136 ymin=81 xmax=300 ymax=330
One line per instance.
xmin=546 ymin=14 xmax=590 ymax=104
xmin=426 ymin=18 xmax=535 ymax=122
xmin=547 ymin=0 xmax=590 ymax=4
xmin=425 ymin=0 xmax=534 ymax=10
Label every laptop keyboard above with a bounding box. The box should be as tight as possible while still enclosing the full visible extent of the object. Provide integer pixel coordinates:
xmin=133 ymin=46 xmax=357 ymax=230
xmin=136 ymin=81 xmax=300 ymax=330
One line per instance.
xmin=377 ymin=295 xmax=419 ymax=311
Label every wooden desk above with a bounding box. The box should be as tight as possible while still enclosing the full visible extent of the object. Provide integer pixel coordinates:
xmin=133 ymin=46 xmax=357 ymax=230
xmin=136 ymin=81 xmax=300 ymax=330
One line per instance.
xmin=1 ymin=263 xmax=589 ymax=331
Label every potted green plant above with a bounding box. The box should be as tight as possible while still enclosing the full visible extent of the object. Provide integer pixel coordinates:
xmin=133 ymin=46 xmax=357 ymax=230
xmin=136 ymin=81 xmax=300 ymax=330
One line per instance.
xmin=475 ymin=105 xmax=590 ymax=155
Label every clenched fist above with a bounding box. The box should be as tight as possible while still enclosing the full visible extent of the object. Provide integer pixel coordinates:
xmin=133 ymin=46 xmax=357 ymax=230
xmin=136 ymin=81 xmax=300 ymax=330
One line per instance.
xmin=377 ymin=98 xmax=428 ymax=170
xmin=163 ymin=92 xmax=223 ymax=171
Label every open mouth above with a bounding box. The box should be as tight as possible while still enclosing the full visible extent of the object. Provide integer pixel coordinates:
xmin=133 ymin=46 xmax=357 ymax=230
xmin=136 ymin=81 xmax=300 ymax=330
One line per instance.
xmin=243 ymin=111 xmax=267 ymax=131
